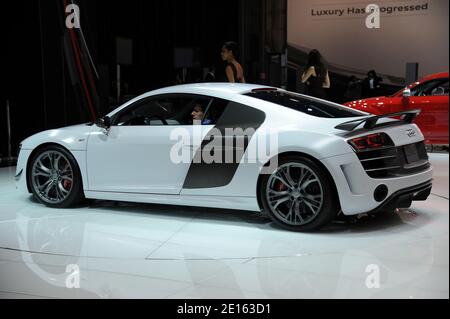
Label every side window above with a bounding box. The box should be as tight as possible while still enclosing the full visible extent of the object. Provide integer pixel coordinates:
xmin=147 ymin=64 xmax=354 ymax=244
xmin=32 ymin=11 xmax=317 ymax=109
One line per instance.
xmin=115 ymin=98 xmax=169 ymax=126
xmin=182 ymin=96 xmax=213 ymax=125
xmin=115 ymin=95 xmax=213 ymax=126
xmin=158 ymin=96 xmax=200 ymax=125
xmin=202 ymin=98 xmax=229 ymax=125
xmin=430 ymin=80 xmax=448 ymax=96
xmin=411 ymin=79 xmax=449 ymax=97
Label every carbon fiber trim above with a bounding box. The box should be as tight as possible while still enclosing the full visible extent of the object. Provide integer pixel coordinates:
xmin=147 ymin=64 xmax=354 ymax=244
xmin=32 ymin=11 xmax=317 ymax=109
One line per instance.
xmin=182 ymin=101 xmax=266 ymax=189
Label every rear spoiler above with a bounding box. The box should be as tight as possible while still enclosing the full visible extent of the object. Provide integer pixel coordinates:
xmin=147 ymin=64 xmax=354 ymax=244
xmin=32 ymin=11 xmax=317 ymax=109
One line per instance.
xmin=335 ymin=109 xmax=421 ymax=131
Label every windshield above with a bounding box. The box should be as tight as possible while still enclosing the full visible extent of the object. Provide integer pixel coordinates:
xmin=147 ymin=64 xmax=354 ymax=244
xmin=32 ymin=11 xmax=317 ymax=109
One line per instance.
xmin=245 ymin=90 xmax=367 ymax=118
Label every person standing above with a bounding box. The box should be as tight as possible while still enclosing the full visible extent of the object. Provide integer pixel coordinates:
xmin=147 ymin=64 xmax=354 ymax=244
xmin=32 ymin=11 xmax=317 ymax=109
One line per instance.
xmin=221 ymin=41 xmax=245 ymax=83
xmin=301 ymin=49 xmax=330 ymax=99
xmin=362 ymin=70 xmax=383 ymax=97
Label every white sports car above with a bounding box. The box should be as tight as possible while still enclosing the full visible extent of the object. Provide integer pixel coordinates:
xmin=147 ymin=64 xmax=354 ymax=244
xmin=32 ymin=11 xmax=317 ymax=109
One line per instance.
xmin=15 ymin=83 xmax=433 ymax=231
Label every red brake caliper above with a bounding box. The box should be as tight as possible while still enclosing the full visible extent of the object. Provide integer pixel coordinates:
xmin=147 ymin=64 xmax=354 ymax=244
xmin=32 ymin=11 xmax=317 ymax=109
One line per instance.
xmin=63 ymin=180 xmax=72 ymax=190
xmin=62 ymin=164 xmax=72 ymax=190
xmin=276 ymin=181 xmax=288 ymax=192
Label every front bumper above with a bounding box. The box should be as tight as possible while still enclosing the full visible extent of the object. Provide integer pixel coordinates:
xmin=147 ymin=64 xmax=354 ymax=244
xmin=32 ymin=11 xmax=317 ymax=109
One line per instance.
xmin=15 ymin=149 xmax=32 ymax=193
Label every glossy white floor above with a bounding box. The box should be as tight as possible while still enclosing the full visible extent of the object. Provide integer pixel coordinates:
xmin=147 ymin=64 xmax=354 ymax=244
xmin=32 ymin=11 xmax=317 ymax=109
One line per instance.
xmin=0 ymin=154 xmax=448 ymax=299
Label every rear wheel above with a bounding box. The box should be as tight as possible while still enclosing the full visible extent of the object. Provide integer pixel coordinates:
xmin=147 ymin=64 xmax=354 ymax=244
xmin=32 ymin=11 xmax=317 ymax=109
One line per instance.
xmin=28 ymin=145 xmax=84 ymax=208
xmin=260 ymin=156 xmax=339 ymax=231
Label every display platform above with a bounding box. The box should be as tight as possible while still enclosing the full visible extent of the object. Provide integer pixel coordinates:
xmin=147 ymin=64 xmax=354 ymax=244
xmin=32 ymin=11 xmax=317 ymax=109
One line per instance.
xmin=0 ymin=154 xmax=448 ymax=299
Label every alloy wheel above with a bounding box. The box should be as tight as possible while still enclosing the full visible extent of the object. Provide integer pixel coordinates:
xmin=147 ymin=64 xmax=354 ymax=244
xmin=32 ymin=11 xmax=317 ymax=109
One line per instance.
xmin=31 ymin=151 xmax=74 ymax=204
xmin=265 ymin=163 xmax=324 ymax=226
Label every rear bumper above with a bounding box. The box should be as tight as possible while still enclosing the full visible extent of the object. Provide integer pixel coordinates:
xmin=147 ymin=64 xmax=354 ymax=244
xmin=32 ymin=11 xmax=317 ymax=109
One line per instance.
xmin=367 ymin=179 xmax=432 ymax=214
xmin=321 ymin=152 xmax=433 ymax=215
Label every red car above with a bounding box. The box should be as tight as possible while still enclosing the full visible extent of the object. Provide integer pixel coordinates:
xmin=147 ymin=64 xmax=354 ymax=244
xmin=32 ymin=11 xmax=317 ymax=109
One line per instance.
xmin=345 ymin=72 xmax=449 ymax=145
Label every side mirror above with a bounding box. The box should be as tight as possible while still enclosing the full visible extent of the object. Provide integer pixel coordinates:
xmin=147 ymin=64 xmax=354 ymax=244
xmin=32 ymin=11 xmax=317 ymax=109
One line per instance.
xmin=402 ymin=88 xmax=411 ymax=98
xmin=95 ymin=116 xmax=111 ymax=129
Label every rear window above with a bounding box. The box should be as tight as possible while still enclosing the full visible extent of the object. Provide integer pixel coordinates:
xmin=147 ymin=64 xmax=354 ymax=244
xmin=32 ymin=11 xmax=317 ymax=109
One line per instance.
xmin=245 ymin=91 xmax=366 ymax=118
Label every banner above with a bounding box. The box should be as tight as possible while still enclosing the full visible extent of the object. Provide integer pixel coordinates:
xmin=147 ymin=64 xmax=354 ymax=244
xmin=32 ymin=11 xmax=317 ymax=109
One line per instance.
xmin=288 ymin=0 xmax=449 ymax=78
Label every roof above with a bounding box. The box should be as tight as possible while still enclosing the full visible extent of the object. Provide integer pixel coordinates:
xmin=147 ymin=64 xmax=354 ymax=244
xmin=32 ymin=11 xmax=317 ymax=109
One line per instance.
xmin=420 ymin=72 xmax=448 ymax=82
xmin=107 ymin=83 xmax=278 ymax=117
xmin=151 ymin=82 xmax=276 ymax=95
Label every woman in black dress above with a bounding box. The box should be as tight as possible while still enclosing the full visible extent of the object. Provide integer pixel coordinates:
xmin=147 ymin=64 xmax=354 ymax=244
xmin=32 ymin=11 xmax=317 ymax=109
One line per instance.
xmin=221 ymin=42 xmax=246 ymax=83
xmin=301 ymin=49 xmax=330 ymax=99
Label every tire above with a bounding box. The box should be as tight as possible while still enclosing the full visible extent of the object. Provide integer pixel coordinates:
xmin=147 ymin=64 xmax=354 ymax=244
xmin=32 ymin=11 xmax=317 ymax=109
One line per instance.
xmin=27 ymin=145 xmax=85 ymax=208
xmin=260 ymin=156 xmax=339 ymax=231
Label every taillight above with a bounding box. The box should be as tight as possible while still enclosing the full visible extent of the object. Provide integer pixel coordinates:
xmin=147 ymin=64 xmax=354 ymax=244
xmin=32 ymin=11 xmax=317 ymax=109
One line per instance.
xmin=348 ymin=133 xmax=393 ymax=151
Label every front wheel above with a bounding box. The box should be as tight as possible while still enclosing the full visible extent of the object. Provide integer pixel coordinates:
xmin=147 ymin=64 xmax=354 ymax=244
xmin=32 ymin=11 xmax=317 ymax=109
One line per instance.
xmin=28 ymin=145 xmax=85 ymax=208
xmin=260 ymin=156 xmax=339 ymax=231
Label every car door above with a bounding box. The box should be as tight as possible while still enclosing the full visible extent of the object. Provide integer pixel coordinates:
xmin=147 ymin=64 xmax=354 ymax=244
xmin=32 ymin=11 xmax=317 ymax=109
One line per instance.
xmin=404 ymin=78 xmax=449 ymax=144
xmin=86 ymin=94 xmax=213 ymax=194
xmin=426 ymin=79 xmax=449 ymax=144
